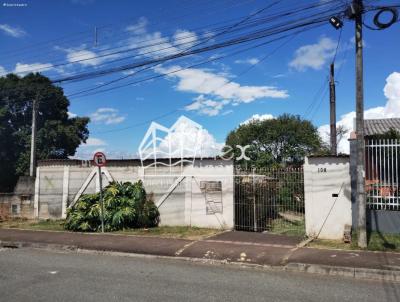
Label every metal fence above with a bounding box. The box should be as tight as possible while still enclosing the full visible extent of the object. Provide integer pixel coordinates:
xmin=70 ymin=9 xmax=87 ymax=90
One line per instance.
xmin=365 ymin=139 xmax=400 ymax=211
xmin=234 ymin=167 xmax=304 ymax=234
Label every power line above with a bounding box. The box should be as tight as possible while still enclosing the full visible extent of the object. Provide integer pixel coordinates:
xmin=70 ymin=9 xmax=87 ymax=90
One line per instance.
xmin=89 ymin=30 xmax=309 ymax=135
xmin=0 ymin=5 xmax=346 ymax=104
xmin=0 ymin=0 xmax=347 ymax=103
xmin=1 ymin=0 xmax=343 ymax=77
xmin=69 ymin=32 xmax=299 ymax=99
xmin=62 ymin=0 xmax=283 ymax=97
xmin=304 ymin=24 xmax=345 ymax=119
xmin=0 ymin=0 xmax=242 ymax=57
xmin=51 ymin=7 xmax=346 ymax=84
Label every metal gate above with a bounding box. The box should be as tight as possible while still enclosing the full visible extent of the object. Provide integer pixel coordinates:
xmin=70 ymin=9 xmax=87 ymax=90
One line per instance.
xmin=365 ymin=138 xmax=400 ymax=211
xmin=234 ymin=167 xmax=305 ymax=234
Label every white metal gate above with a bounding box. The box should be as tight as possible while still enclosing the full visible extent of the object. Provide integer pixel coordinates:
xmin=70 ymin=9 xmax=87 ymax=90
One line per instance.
xmin=365 ymin=139 xmax=400 ymax=211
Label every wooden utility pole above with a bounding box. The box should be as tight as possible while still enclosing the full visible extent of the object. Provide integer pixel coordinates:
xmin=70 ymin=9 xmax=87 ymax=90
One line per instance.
xmin=329 ymin=63 xmax=337 ymax=155
xmin=29 ymin=93 xmax=39 ymax=177
xmin=354 ymin=0 xmax=367 ymax=248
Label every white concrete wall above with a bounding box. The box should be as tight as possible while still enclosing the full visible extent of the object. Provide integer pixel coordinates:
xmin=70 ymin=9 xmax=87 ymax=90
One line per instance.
xmin=141 ymin=160 xmax=234 ymax=229
xmin=36 ymin=160 xmax=234 ymax=229
xmin=304 ymin=156 xmax=352 ymax=240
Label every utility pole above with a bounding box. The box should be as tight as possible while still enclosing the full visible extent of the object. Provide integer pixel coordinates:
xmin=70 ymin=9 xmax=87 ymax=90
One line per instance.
xmin=329 ymin=63 xmax=337 ymax=155
xmin=29 ymin=93 xmax=39 ymax=177
xmin=354 ymin=0 xmax=367 ymax=248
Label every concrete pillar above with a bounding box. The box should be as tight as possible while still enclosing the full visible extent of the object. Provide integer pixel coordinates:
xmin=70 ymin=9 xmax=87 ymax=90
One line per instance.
xmin=61 ymin=165 xmax=69 ymax=219
xmin=33 ymin=166 xmax=40 ymax=219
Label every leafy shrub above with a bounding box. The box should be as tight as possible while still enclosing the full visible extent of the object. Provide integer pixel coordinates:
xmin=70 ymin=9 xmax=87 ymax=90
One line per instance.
xmin=65 ymin=181 xmax=160 ymax=232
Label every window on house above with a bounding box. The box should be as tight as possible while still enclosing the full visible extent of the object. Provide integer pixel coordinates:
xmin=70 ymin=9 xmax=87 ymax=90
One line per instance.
xmin=11 ymin=204 xmax=20 ymax=215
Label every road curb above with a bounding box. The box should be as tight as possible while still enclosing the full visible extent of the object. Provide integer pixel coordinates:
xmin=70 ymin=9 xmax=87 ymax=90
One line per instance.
xmin=285 ymin=263 xmax=400 ymax=282
xmin=0 ymin=240 xmax=78 ymax=251
xmin=1 ymin=240 xmax=399 ymax=282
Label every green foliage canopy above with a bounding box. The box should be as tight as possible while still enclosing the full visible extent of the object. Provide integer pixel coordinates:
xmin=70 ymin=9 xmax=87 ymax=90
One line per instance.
xmin=225 ymin=114 xmax=322 ymax=167
xmin=0 ymin=73 xmax=89 ymax=191
xmin=65 ymin=181 xmax=160 ymax=232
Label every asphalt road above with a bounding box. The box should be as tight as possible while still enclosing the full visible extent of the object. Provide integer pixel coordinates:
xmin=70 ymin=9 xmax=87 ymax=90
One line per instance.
xmin=0 ymin=248 xmax=399 ymax=302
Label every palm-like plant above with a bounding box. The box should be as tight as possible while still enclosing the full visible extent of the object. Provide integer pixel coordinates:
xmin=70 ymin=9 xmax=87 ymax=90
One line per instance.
xmin=65 ymin=181 xmax=159 ymax=232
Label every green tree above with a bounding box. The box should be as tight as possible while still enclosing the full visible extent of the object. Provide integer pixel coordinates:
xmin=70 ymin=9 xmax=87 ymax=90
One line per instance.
xmin=0 ymin=73 xmax=89 ymax=191
xmin=225 ymin=114 xmax=322 ymax=168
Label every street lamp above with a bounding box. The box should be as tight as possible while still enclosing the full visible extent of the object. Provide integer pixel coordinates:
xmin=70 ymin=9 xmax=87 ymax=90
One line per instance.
xmin=329 ymin=16 xmax=343 ymax=29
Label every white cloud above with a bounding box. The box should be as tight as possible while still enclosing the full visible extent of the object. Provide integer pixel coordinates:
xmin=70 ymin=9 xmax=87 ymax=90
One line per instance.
xmin=72 ymin=138 xmax=107 ymax=159
xmin=123 ymin=22 xmax=288 ymax=116
xmin=13 ymin=62 xmax=54 ymax=75
xmin=383 ymin=72 xmax=400 ymax=116
xmin=126 ymin=17 xmax=148 ymax=35
xmin=221 ymin=110 xmax=233 ymax=116
xmin=81 ymin=137 xmax=107 ymax=147
xmin=0 ymin=24 xmax=26 ymax=38
xmin=0 ymin=66 xmax=7 ymax=75
xmin=318 ymin=72 xmax=400 ymax=153
xmin=67 ymin=111 xmax=77 ymax=118
xmin=185 ymin=95 xmax=228 ymax=116
xmin=0 ymin=61 xmax=66 ymax=76
xmin=173 ymin=29 xmax=198 ymax=49
xmin=241 ymin=113 xmax=274 ymax=125
xmin=91 ymin=108 xmax=126 ymax=125
xmin=156 ymin=65 xmax=288 ymax=107
xmin=129 ymin=31 xmax=180 ymax=58
xmin=66 ymin=49 xmax=104 ymax=66
xmin=289 ymin=37 xmax=337 ymax=71
xmin=125 ymin=22 xmax=194 ymax=59
xmin=54 ymin=44 xmax=120 ymax=67
xmin=235 ymin=58 xmax=260 ymax=65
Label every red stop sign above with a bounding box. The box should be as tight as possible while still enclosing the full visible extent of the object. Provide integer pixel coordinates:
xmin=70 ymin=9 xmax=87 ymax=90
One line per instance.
xmin=93 ymin=152 xmax=106 ymax=167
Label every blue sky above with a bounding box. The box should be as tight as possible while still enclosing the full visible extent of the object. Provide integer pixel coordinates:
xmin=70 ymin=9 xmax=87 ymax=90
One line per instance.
xmin=1 ymin=0 xmax=399 ymax=157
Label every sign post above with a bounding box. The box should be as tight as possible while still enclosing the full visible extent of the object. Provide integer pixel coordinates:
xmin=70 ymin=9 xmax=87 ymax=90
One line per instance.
xmin=93 ymin=152 xmax=107 ymax=233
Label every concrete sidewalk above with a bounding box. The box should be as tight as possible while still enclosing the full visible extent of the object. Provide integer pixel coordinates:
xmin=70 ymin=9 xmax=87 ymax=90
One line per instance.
xmin=1 ymin=228 xmax=400 ymax=281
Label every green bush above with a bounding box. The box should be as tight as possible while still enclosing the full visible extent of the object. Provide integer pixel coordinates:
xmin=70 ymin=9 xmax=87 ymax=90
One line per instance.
xmin=65 ymin=181 xmax=160 ymax=232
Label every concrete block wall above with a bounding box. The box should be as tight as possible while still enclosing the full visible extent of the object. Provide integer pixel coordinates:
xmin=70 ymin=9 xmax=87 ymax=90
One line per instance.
xmin=35 ymin=159 xmax=234 ymax=229
xmin=0 ymin=193 xmax=34 ymax=220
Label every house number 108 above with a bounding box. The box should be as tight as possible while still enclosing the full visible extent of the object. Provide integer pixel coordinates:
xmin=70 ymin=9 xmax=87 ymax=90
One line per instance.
xmin=318 ymin=168 xmax=327 ymax=173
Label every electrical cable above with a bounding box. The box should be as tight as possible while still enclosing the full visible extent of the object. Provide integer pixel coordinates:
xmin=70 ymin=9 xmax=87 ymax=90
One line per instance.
xmin=0 ymin=0 xmax=343 ymax=76
xmin=89 ymin=30 xmax=310 ymax=134
xmin=51 ymin=9 xmax=346 ymax=84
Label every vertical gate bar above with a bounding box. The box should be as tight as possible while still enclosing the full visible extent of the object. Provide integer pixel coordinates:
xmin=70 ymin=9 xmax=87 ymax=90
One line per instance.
xmin=376 ymin=139 xmax=379 ymax=209
xmin=397 ymin=139 xmax=399 ymax=210
xmin=368 ymin=139 xmax=370 ymax=209
xmin=384 ymin=139 xmax=387 ymax=210
xmin=379 ymin=139 xmax=382 ymax=209
xmin=391 ymin=139 xmax=394 ymax=209
xmin=365 ymin=140 xmax=373 ymax=207
xmin=373 ymin=140 xmax=376 ymax=209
